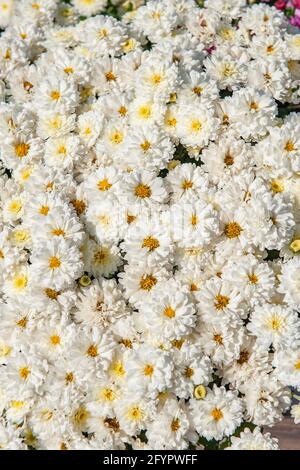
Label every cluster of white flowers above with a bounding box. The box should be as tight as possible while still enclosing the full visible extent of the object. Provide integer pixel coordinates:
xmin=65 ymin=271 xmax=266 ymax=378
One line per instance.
xmin=0 ymin=0 xmax=300 ymax=451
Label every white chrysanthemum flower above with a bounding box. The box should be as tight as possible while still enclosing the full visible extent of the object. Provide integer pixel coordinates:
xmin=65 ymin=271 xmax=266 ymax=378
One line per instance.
xmin=226 ymin=427 xmax=279 ymax=450
xmin=248 ymin=303 xmax=300 ymax=350
xmin=30 ymin=239 xmax=83 ymax=290
xmin=197 ymin=277 xmax=243 ymax=325
xmin=146 ymin=397 xmax=197 ymax=450
xmin=124 ymin=344 xmax=173 ymax=398
xmin=74 ymin=279 xmax=129 ymax=329
xmin=140 ymin=279 xmax=196 ymax=341
xmin=242 ymin=373 xmax=291 ymax=426
xmin=190 ymin=385 xmax=244 ymax=441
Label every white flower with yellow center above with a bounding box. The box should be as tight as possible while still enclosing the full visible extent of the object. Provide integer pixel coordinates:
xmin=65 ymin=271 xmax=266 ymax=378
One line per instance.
xmin=197 ymin=277 xmax=244 ymax=326
xmin=125 ymin=344 xmax=173 ymax=399
xmin=146 ymin=397 xmax=197 ymax=450
xmin=171 ymin=200 xmax=220 ymax=248
xmin=140 ymin=279 xmax=196 ymax=341
xmin=3 ymin=264 xmax=31 ymax=299
xmin=118 ymin=260 xmax=170 ymax=307
xmin=77 ymin=109 xmax=103 ymax=148
xmin=83 ymin=239 xmax=122 ymax=278
xmin=30 ymin=238 xmax=83 ymax=290
xmin=34 ymin=75 xmax=78 ymax=114
xmin=120 ymin=169 xmax=168 ymax=209
xmin=247 ymin=303 xmax=300 ymax=350
xmin=272 ymin=349 xmax=300 ymax=389
xmin=190 ymin=385 xmax=244 ymax=441
xmin=115 ymin=395 xmax=155 ymax=435
xmin=177 ymin=106 xmax=219 ymax=147
xmin=44 ymin=135 xmax=85 ymax=170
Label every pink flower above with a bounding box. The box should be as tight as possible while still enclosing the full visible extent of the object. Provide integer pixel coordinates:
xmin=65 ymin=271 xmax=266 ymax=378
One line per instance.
xmin=275 ymin=0 xmax=287 ymax=10
xmin=293 ymin=0 xmax=300 ymax=9
xmin=290 ymin=15 xmax=300 ymax=27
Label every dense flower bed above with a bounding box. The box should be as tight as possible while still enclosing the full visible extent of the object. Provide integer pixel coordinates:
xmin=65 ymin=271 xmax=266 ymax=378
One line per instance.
xmin=0 ymin=0 xmax=300 ymax=451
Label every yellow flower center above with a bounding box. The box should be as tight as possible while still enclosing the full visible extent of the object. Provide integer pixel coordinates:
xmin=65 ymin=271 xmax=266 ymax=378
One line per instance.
xmin=13 ymin=275 xmax=28 ymax=291
xmin=163 ymin=306 xmax=176 ymax=319
xmin=51 ymin=228 xmax=65 ymax=237
xmin=73 ymin=406 xmax=89 ymax=424
xmin=135 ymin=184 xmax=152 ymax=198
xmin=270 ymin=179 xmax=284 ymax=193
xmin=214 ymin=334 xmax=223 ymax=345
xmin=98 ymin=28 xmax=108 ymax=38
xmin=290 ymin=239 xmax=300 ymax=253
xmin=193 ymin=86 xmax=203 ymax=96
xmin=185 ymin=366 xmax=194 ymax=378
xmin=45 ymin=288 xmax=60 ymax=299
xmin=17 ymin=317 xmax=27 ymax=329
xmin=71 ymin=199 xmax=86 ymax=215
xmin=101 ymin=388 xmax=116 ymax=401
xmin=140 ymin=140 xmax=151 ymax=152
xmin=143 ymin=364 xmax=154 ymax=376
xmin=94 ymin=249 xmax=107 ymax=264
xmin=119 ymin=338 xmax=132 ymax=348
xmin=149 ymin=73 xmax=162 ymax=85
xmin=118 ymin=106 xmax=127 ymax=116
xmin=127 ymin=213 xmax=136 ymax=224
xmin=171 ymin=418 xmax=180 ymax=432
xmin=285 ymin=141 xmax=295 ymax=152
xmin=50 ymin=90 xmax=61 ymax=101
xmin=122 ymin=38 xmax=135 ymax=53
xmin=182 ymin=179 xmax=193 ymax=190
xmin=237 ymin=350 xmax=250 ymax=365
xmin=39 ymin=205 xmax=49 ymax=216
xmin=111 ymin=360 xmax=125 ymax=377
xmin=139 ymin=274 xmax=157 ymax=291
xmin=294 ymin=361 xmax=300 ymax=370
xmin=191 ymin=214 xmax=198 ymax=226
xmin=11 ymin=400 xmax=26 ymax=409
xmin=211 ymin=408 xmax=223 ymax=421
xmin=248 ymin=273 xmax=258 ymax=284
xmin=19 ymin=366 xmax=30 ymax=380
xmin=49 ymin=256 xmax=61 ymax=269
xmin=214 ymin=294 xmax=229 ymax=310
xmin=23 ymin=80 xmax=33 ymax=91
xmin=8 ymin=200 xmax=22 ymax=214
xmin=105 ymin=71 xmax=116 ymax=81
xmin=138 ymin=105 xmax=152 ymax=120
xmin=127 ymin=406 xmax=143 ymax=421
xmin=167 ymin=117 xmax=177 ymax=127
xmin=50 ymin=335 xmax=60 ymax=345
xmin=190 ymin=119 xmax=202 ymax=132
xmin=109 ymin=130 xmax=123 ymax=145
xmin=65 ymin=372 xmax=74 ymax=383
xmin=86 ymin=344 xmax=98 ymax=357
xmin=249 ymin=101 xmax=259 ymax=111
xmin=64 ymin=67 xmax=74 ymax=74
xmin=57 ymin=145 xmax=67 ymax=155
xmin=224 ymin=222 xmax=242 ymax=239
xmin=224 ymin=152 xmax=234 ymax=166
xmin=171 ymin=339 xmax=184 ymax=349
xmin=97 ymin=178 xmax=112 ymax=191
xmin=142 ymin=236 xmax=160 ymax=251
xmin=268 ymin=315 xmax=283 ymax=331
xmin=15 ymin=142 xmax=30 ymax=158
xmin=194 ymin=385 xmax=206 ymax=400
